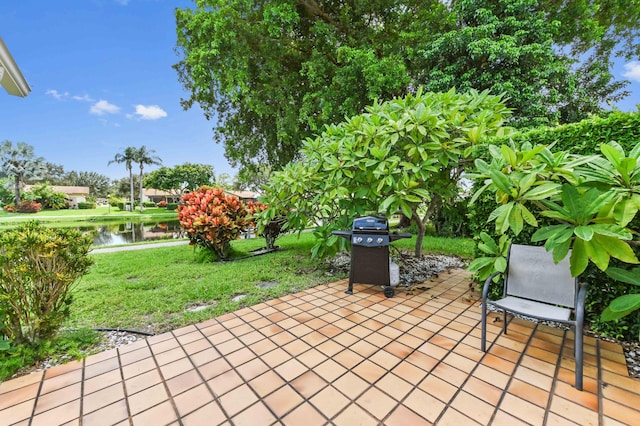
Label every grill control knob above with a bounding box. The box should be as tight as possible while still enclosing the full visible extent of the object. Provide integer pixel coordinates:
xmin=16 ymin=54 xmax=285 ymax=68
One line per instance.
xmin=377 ymin=237 xmax=383 ymax=243
xmin=367 ymin=237 xmax=373 ymax=243
xmin=355 ymin=237 xmax=363 ymax=243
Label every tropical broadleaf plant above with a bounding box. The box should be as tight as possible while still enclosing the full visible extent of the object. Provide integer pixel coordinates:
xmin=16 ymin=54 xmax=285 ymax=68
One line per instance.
xmin=601 ymin=267 xmax=640 ymax=323
xmin=468 ymin=232 xmax=511 ymax=283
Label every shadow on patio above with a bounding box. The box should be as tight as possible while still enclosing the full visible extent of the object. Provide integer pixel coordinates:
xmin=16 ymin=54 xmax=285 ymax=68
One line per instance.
xmin=1 ymin=270 xmax=638 ymax=425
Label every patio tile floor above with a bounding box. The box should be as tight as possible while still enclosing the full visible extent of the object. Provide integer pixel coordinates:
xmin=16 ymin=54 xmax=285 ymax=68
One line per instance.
xmin=1 ymin=269 xmax=638 ymax=425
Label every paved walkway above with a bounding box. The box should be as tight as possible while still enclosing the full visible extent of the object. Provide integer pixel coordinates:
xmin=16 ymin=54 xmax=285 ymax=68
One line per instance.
xmin=1 ymin=270 xmax=638 ymax=425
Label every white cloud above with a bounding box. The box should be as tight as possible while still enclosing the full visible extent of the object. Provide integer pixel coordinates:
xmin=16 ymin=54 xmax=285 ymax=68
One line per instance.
xmin=72 ymin=94 xmax=94 ymax=102
xmin=90 ymin=100 xmax=120 ymax=116
xmin=622 ymin=61 xmax=640 ymax=83
xmin=134 ymin=104 xmax=167 ymax=120
xmin=45 ymin=89 xmax=69 ymax=100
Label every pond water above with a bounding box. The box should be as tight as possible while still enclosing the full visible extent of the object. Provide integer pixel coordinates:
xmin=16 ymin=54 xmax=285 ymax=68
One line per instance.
xmin=77 ymin=220 xmax=186 ymax=247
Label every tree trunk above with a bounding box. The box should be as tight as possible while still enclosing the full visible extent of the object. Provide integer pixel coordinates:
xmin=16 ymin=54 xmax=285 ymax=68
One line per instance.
xmin=13 ymin=175 xmax=21 ymax=206
xmin=139 ymin=166 xmax=144 ymax=213
xmin=129 ymin=167 xmax=135 ymax=212
xmin=412 ymin=211 xmax=425 ymax=257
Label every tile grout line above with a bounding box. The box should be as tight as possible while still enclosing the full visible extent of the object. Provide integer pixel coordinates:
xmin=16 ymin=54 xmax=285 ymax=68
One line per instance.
xmin=142 ymin=334 xmax=186 ymax=425
xmin=115 ymin=345 xmax=134 ymax=426
xmin=78 ymin=357 xmax=85 ymax=425
xmin=542 ymin=327 xmax=567 ymax=425
xmin=27 ymin=366 xmax=46 ymax=425
xmin=597 ymin=339 xmax=604 ymax=425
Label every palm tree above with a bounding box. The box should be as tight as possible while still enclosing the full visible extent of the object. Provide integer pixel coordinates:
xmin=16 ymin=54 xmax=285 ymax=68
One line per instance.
xmin=134 ymin=146 xmax=162 ymax=212
xmin=0 ymin=140 xmax=46 ymax=206
xmin=108 ymin=147 xmax=137 ymax=211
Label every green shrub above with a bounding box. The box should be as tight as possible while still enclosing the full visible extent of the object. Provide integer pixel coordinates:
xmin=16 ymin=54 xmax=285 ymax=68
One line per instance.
xmin=166 ymin=203 xmax=179 ymax=211
xmin=117 ymin=202 xmax=133 ymax=211
xmin=77 ymin=202 xmax=97 ymax=209
xmin=0 ymin=221 xmax=93 ymax=344
xmin=143 ymin=201 xmax=156 ymax=208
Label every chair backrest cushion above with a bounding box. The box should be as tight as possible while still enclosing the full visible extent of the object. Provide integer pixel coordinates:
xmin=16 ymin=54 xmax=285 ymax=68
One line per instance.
xmin=506 ymin=244 xmax=576 ymax=308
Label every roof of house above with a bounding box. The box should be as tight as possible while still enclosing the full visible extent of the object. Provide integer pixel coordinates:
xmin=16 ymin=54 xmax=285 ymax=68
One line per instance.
xmin=24 ymin=185 xmax=90 ymax=195
xmin=225 ymin=190 xmax=261 ymax=200
xmin=143 ymin=188 xmax=176 ymax=196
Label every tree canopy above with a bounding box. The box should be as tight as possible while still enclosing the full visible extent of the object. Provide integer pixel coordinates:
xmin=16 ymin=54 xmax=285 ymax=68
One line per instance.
xmin=175 ymin=0 xmax=639 ymax=173
xmin=143 ymin=163 xmax=216 ymax=196
xmin=0 ymin=141 xmax=46 ymax=206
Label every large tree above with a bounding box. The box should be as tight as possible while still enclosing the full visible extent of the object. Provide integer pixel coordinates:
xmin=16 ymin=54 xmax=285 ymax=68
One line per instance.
xmin=61 ymin=171 xmax=112 ymax=198
xmin=0 ymin=141 xmax=46 ymax=206
xmin=108 ymin=147 xmax=137 ymax=211
xmin=143 ymin=163 xmax=215 ymax=197
xmin=134 ymin=146 xmax=162 ymax=212
xmin=175 ymin=0 xmax=638 ymax=173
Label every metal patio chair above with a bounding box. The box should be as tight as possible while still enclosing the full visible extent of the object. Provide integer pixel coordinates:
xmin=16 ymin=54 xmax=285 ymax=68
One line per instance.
xmin=480 ymin=244 xmax=588 ymax=390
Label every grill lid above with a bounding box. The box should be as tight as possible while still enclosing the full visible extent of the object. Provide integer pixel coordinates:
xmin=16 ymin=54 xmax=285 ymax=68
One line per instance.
xmin=352 ymin=216 xmax=388 ymax=231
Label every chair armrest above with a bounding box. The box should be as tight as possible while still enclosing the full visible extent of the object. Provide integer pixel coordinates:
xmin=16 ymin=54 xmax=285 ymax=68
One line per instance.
xmin=575 ymin=280 xmax=588 ymax=320
xmin=482 ymin=271 xmax=502 ymax=301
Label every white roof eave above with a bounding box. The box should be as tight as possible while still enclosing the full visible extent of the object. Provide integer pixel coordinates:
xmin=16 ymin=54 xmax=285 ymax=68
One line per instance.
xmin=0 ymin=37 xmax=31 ymax=97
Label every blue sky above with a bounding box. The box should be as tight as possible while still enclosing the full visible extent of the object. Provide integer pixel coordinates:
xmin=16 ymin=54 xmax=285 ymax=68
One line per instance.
xmin=1 ymin=0 xmax=639 ymax=182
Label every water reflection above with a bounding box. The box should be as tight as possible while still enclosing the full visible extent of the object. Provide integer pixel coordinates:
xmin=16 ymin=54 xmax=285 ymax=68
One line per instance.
xmin=76 ymin=220 xmax=186 ymax=247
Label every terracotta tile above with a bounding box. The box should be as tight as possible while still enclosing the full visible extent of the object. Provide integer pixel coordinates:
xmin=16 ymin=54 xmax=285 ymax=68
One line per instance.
xmin=232 ymin=401 xmax=277 ymax=426
xmin=305 ymin=318 xmax=329 ymax=330
xmin=282 ymin=403 xmax=327 ymax=426
xmin=332 ymin=348 xmax=365 ymax=369
xmin=154 ymin=347 xmax=185 ymax=366
xmin=292 ymin=371 xmax=327 ymax=398
xmin=461 ymin=379 xmax=502 ymax=408
xmin=0 ymin=370 xmax=43 ymax=394
xmin=392 ymin=361 xmax=430 ymax=386
xmin=438 ymin=407 xmax=482 ymax=425
xmin=507 ymin=379 xmax=550 ymax=408
xmin=333 ymin=403 xmax=379 ymax=426
xmin=500 ymin=393 xmax=546 ymax=426
xmin=0 ymin=382 xmax=39 ymax=411
xmin=121 ymin=357 xmax=156 ymax=380
xmin=264 ymin=384 xmax=304 ymax=417
xmin=431 ymin=362 xmax=467 ymax=387
xmin=148 ymin=336 xmax=180 ymax=354
xmin=296 ymin=347 xmax=327 ymax=369
xmin=450 ymin=391 xmax=495 ymax=425
xmin=417 ymin=341 xmax=449 ymax=360
xmin=81 ymin=399 xmax=128 ymax=426
xmin=248 ymin=370 xmax=286 ymax=397
xmin=189 ymin=347 xmax=220 ymax=367
xmin=353 ymin=360 xmax=386 ymax=384
xmin=275 ymin=358 xmax=308 ymax=382
xmin=119 ymin=346 xmax=152 ymax=366
xmin=383 ymin=341 xmax=412 ymax=359
xmin=218 ymin=384 xmax=258 ymax=417
xmin=43 ymin=359 xmax=83 ymax=378
xmin=374 ymin=373 xmax=414 ymax=401
xmin=39 ymin=369 xmax=83 ymax=395
xmin=473 ymin=364 xmax=511 ymax=389
xmin=33 ymin=382 xmax=81 ymax=414
xmin=396 ymin=332 xmax=422 ymax=349
xmin=332 ymin=331 xmax=360 ymax=348
xmin=418 ymin=374 xmax=457 ymax=403
xmin=249 ymin=337 xmax=277 ymax=355
xmin=215 ymin=338 xmax=244 ymax=355
xmin=176 ymin=330 xmax=203 ymax=345
xmin=333 ymin=372 xmax=369 ymax=398
xmin=84 ymin=348 xmax=118 ymax=366
xmin=127 ymin=383 xmax=169 ymax=415
xmin=512 ymin=365 xmax=553 ymax=390
xmin=310 ymin=386 xmax=351 ymax=418
xmin=125 ymin=368 xmax=162 ymax=396
xmin=174 ymin=324 xmax=199 ymax=337
xmin=481 ymin=353 xmax=517 ymax=375
xmin=491 ymin=409 xmax=531 ymax=426
xmin=549 ymin=395 xmax=599 ymax=426
xmin=283 ymin=339 xmax=312 ymax=357
xmin=356 ymin=386 xmax=398 ymax=420
xmin=208 ymin=369 xmax=243 ymax=396
xmin=237 ymin=330 xmax=264 ymax=346
xmin=166 ymin=369 xmax=202 ymax=397
xmin=160 ymin=358 xmax=193 ymax=380
xmin=384 ymin=404 xmax=432 ymax=426
xmin=350 ymin=340 xmax=378 ymax=358
xmin=261 ymin=347 xmax=291 ymax=368
xmin=131 ymin=400 xmax=177 ymax=425
xmin=349 ymin=324 xmax=374 ymax=339
xmin=228 ymin=323 xmax=254 ymax=337
xmin=225 ymin=347 xmax=255 ymax=367
xmin=554 ymin=380 xmax=598 ymax=410
xmin=489 ymin=343 xmax=522 ymax=364
xmin=369 ymin=348 xmax=402 ymax=369
xmin=172 ymin=383 xmax=214 ymax=417
xmin=301 ymin=330 xmax=329 ymax=346
xmin=198 ymin=357 xmax=232 ymax=381
xmin=30 ymin=399 xmax=80 ymax=426
xmin=0 ymin=399 xmax=35 ymax=425
xmin=602 ymin=383 xmax=640 ymax=409
xmin=403 ymin=388 xmax=446 ymax=423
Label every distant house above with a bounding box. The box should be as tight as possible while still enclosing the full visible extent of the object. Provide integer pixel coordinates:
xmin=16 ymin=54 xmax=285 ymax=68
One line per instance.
xmin=24 ymin=185 xmax=90 ymax=208
xmin=225 ymin=190 xmax=260 ymax=204
xmin=142 ymin=188 xmax=181 ymax=204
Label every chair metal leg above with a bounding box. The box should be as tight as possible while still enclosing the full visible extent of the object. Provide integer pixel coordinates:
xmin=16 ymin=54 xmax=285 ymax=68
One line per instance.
xmin=481 ymin=305 xmax=487 ymax=352
xmin=575 ymin=327 xmax=583 ymax=391
xmin=503 ymin=310 xmax=508 ymax=334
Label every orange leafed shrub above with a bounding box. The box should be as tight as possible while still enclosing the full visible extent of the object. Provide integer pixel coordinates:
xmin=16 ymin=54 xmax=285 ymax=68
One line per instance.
xmin=177 ymin=187 xmax=251 ymax=259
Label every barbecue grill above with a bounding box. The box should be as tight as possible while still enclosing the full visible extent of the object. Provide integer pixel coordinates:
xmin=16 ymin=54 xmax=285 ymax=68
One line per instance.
xmin=333 ymin=216 xmax=411 ymax=297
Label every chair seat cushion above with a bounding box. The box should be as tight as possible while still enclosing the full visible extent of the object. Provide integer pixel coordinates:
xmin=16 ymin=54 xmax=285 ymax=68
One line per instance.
xmin=490 ymin=296 xmax=572 ymax=322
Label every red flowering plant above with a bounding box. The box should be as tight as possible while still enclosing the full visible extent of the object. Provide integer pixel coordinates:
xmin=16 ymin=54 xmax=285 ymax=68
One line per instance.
xmin=177 ymin=187 xmax=251 ymax=259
